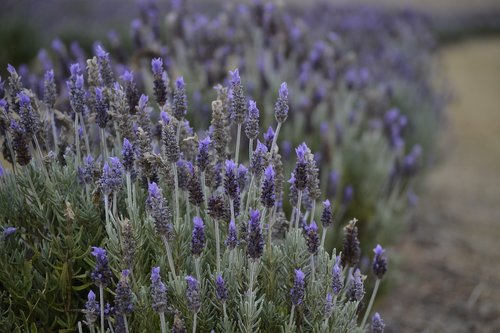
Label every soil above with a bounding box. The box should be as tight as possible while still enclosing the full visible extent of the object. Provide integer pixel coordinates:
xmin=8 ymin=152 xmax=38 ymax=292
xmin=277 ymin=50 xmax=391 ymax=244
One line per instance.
xmin=377 ymin=37 xmax=500 ymax=333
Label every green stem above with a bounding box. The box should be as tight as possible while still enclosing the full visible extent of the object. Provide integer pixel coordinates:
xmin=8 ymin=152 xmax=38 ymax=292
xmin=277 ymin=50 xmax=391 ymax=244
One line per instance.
xmin=123 ymin=315 xmax=129 ymax=333
xmin=162 ymin=236 xmax=177 ymax=279
xmin=159 ymin=312 xmax=167 ymax=333
xmin=235 ymin=123 xmax=242 ymax=164
xmin=192 ymin=313 xmax=198 ymax=333
xmin=249 ymin=138 xmax=254 ymax=162
xmin=361 ymin=279 xmax=381 ymax=328
xmin=270 ymin=122 xmax=282 ymax=157
xmin=79 ymin=112 xmax=90 ymax=156
xmin=294 ymin=190 xmax=303 ymax=229
xmin=310 ymin=254 xmax=315 ymax=282
xmin=74 ymin=112 xmax=81 ymax=166
xmin=215 ymin=219 xmax=221 ymax=274
xmin=100 ymin=128 xmax=108 ymax=160
xmin=287 ymin=305 xmax=295 ymax=332
xmin=194 ymin=257 xmax=201 ymax=282
xmin=173 ymin=163 xmax=180 ymax=228
xmin=104 ymin=194 xmax=110 ymax=227
xmin=201 ymin=171 xmax=208 ymax=208
xmin=99 ymin=285 xmax=105 ymax=333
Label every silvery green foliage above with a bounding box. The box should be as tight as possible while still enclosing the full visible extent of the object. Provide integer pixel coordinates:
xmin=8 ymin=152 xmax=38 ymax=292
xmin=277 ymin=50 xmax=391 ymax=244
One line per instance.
xmin=0 ymin=63 xmax=385 ymax=331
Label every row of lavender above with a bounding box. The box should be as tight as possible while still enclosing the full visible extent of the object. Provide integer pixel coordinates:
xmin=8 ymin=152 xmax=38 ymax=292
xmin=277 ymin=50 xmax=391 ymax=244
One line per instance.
xmin=0 ymin=0 xmax=443 ymax=331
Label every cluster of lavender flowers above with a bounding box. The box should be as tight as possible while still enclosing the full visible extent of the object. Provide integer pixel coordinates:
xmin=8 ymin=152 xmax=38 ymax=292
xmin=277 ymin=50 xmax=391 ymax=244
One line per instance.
xmin=0 ymin=0 xmax=444 ymax=331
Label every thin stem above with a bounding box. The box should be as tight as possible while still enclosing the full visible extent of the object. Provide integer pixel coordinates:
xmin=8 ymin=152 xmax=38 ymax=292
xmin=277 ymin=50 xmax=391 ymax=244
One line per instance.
xmin=50 ymin=108 xmax=58 ymax=153
xmin=186 ymin=192 xmax=191 ymax=223
xmin=79 ymin=112 xmax=90 ymax=156
xmin=100 ymin=128 xmax=108 ymax=160
xmin=107 ymin=318 xmax=116 ymax=333
xmin=162 ymin=236 xmax=177 ymax=279
xmin=77 ymin=321 xmax=84 ymax=333
xmin=201 ymin=171 xmax=208 ymax=208
xmin=74 ymin=112 xmax=81 ymax=166
xmin=173 ymin=163 xmax=180 ymax=228
xmin=112 ymin=192 xmax=118 ymax=222
xmin=310 ymin=254 xmax=315 ymax=282
xmin=104 ymin=194 xmax=110 ymax=227
xmin=288 ymin=305 xmax=295 ymax=331
xmin=159 ymin=312 xmax=167 ymax=333
xmin=194 ymin=257 xmax=201 ymax=282
xmin=294 ymin=190 xmax=303 ymax=229
xmin=361 ymin=279 xmax=381 ymax=328
xmin=215 ymin=219 xmax=221 ymax=274
xmin=320 ymin=228 xmax=327 ymax=249
xmin=126 ymin=172 xmax=133 ymax=221
xmin=27 ymin=174 xmax=43 ymax=211
xmin=270 ymin=122 xmax=282 ymax=157
xmin=246 ymin=260 xmax=257 ymax=333
xmin=123 ymin=315 xmax=129 ymax=333
xmin=309 ymin=200 xmax=316 ymax=225
xmin=192 ymin=313 xmax=198 ymax=333
xmin=248 ymin=138 xmax=254 ymax=162
xmin=33 ymin=135 xmax=50 ymax=181
xmin=230 ymin=199 xmax=235 ymax=223
xmin=235 ymin=123 xmax=242 ymax=164
xmin=99 ymin=285 xmax=105 ymax=333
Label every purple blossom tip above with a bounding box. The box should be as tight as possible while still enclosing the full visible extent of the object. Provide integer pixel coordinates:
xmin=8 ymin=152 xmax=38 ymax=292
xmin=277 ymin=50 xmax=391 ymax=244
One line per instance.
xmin=264 ymin=126 xmax=275 ymax=140
xmin=249 ymin=209 xmax=261 ymax=224
xmin=44 ymin=69 xmax=54 ymax=81
xmin=295 ymin=269 xmax=305 ymax=283
xmin=91 ymin=246 xmax=107 ymax=258
xmin=175 ymin=76 xmax=185 ymax=90
xmin=200 ymin=136 xmax=211 ymax=146
xmin=148 ymin=182 xmax=161 ymax=198
xmin=193 ymin=216 xmax=204 ymax=228
xmin=279 ymin=82 xmax=288 ymax=99
xmin=323 ymin=199 xmax=331 ymax=208
xmin=185 ymin=275 xmax=198 ymax=286
xmin=122 ymin=269 xmax=130 ymax=278
xmin=160 ymin=111 xmax=170 ymax=124
xmin=17 ymin=93 xmax=30 ymax=108
xmin=3 ymin=227 xmax=17 ymax=237
xmin=88 ymin=290 xmax=96 ymax=300
xmin=264 ymin=165 xmax=275 ymax=180
xmin=255 ymin=140 xmax=268 ymax=154
xmin=75 ymin=75 xmax=84 ymax=89
xmin=95 ymin=45 xmax=108 ymax=58
xmin=295 ymin=142 xmax=309 ymax=162
xmin=229 ymin=68 xmax=240 ymax=85
xmin=151 ymin=58 xmax=163 ymax=76
xmin=70 ymin=63 xmax=80 ymax=77
xmin=151 ymin=266 xmax=161 ymax=282
xmin=374 ymin=244 xmax=385 ymax=256
xmin=308 ymin=221 xmax=318 ymax=232
xmin=7 ymin=64 xmax=16 ymax=75
xmin=225 ymin=159 xmax=236 ymax=174
xmin=138 ymin=94 xmax=149 ymax=109
xmin=95 ymin=87 xmax=104 ymax=101
xmin=121 ymin=70 xmax=134 ymax=82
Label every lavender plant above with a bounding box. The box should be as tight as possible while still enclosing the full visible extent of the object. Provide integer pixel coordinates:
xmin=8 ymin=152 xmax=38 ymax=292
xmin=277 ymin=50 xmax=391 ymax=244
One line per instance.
xmin=0 ymin=60 xmax=389 ymax=331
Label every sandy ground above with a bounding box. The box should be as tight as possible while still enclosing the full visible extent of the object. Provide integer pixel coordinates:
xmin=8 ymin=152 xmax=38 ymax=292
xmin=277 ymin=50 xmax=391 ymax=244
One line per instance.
xmin=378 ymin=37 xmax=500 ymax=332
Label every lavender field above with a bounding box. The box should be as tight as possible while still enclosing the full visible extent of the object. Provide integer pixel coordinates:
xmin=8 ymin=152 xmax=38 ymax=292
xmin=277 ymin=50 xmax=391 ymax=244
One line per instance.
xmin=0 ymin=1 xmax=499 ymax=332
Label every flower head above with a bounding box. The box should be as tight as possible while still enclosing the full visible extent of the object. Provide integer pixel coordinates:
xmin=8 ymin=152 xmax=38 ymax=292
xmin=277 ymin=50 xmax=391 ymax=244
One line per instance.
xmin=215 ymin=274 xmax=228 ymax=304
xmin=115 ymin=269 xmax=133 ymax=315
xmin=372 ymin=244 xmax=388 ymax=279
xmin=290 ymin=269 xmax=305 ymax=306
xmin=185 ymin=276 xmax=201 ymax=313
xmin=347 ymin=269 xmax=364 ymax=302
xmin=84 ymin=290 xmax=99 ymax=326
xmin=90 ymin=247 xmax=113 ymax=287
xmin=321 ymin=199 xmax=334 ymax=228
xmin=150 ymin=267 xmax=168 ymax=313
xmin=306 ymin=221 xmax=319 ymax=255
xmin=332 ymin=256 xmax=343 ymax=295
xmin=371 ymin=313 xmax=385 ymax=333
xmin=191 ymin=216 xmax=206 ymax=256
xmin=224 ymin=219 xmax=239 ymax=249
xmin=342 ymin=219 xmax=360 ymax=268
xmin=245 ymin=100 xmax=259 ymax=140
xmin=275 ymin=82 xmax=289 ymax=123
xmin=261 ymin=165 xmax=276 ymax=208
xmin=146 ymin=182 xmax=174 ymax=239
xmin=99 ymin=157 xmax=123 ymax=196
xmin=247 ymin=209 xmax=263 ymax=260
xmin=173 ymin=76 xmax=187 ymax=120
xmin=122 ymin=138 xmax=135 ymax=172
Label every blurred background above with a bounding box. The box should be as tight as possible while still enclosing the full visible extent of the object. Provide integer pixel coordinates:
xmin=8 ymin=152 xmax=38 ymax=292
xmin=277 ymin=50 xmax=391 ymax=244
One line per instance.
xmin=1 ymin=0 xmax=500 ymax=332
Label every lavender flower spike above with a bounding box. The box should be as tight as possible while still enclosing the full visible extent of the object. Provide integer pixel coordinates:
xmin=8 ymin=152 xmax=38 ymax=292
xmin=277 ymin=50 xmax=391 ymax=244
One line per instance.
xmin=224 ymin=160 xmax=239 ymax=200
xmin=95 ymin=87 xmax=109 ymax=129
xmin=342 ymin=219 xmax=360 ymax=268
xmin=173 ymin=76 xmax=187 ymax=120
xmin=215 ymin=274 xmax=228 ymax=304
xmin=372 ymin=244 xmax=388 ymax=279
xmin=332 ymin=258 xmax=344 ymax=295
xmin=245 ymin=100 xmax=259 ymax=140
xmin=122 ymin=138 xmax=134 ymax=172
xmin=261 ymin=165 xmax=276 ymax=208
xmin=146 ymin=182 xmax=174 ymax=239
xmin=90 ymin=247 xmax=112 ymax=287
xmin=306 ymin=221 xmax=319 ymax=255
xmin=371 ymin=313 xmax=385 ymax=333
xmin=247 ymin=209 xmax=263 ymax=260
xmin=185 ymin=276 xmax=201 ymax=313
xmin=224 ymin=219 xmax=238 ymax=249
xmin=229 ymin=68 xmax=246 ymax=125
xmin=293 ymin=143 xmax=309 ymax=191
xmin=99 ymin=157 xmax=123 ymax=196
xmin=274 ymin=82 xmax=289 ymax=123
xmin=320 ymin=199 xmax=333 ymax=228
xmin=191 ymin=216 xmax=206 ymax=257
xmin=84 ymin=290 xmax=99 ymax=327
xmin=347 ymin=269 xmax=365 ymax=302
xmin=196 ymin=136 xmax=211 ymax=172
xmin=151 ymin=58 xmax=167 ymax=106
xmin=150 ymin=267 xmax=168 ymax=313
xmin=115 ymin=269 xmax=133 ymax=315
xmin=290 ymin=269 xmax=305 ymax=306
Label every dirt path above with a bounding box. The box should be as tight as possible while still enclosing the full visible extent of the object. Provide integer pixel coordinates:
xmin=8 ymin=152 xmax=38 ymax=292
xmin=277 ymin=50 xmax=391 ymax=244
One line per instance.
xmin=378 ymin=37 xmax=500 ymax=332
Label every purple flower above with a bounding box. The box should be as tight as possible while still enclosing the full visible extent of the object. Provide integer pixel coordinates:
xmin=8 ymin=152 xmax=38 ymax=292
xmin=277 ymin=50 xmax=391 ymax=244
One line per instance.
xmin=196 ymin=136 xmax=211 ymax=172
xmin=146 ymin=182 xmax=174 ymax=239
xmin=347 ymin=269 xmax=364 ymax=302
xmin=261 ymin=165 xmax=275 ymax=208
xmin=293 ymin=143 xmax=309 ymax=191
xmin=151 ymin=58 xmax=163 ymax=77
xmin=173 ymin=76 xmax=187 ymax=120
xmin=151 ymin=58 xmax=167 ymax=106
xmin=250 ymin=141 xmax=268 ymax=178
xmin=306 ymin=221 xmax=319 ymax=255
xmin=224 ymin=219 xmax=238 ymax=249
xmin=163 ymin=122 xmax=180 ymax=163
xmin=78 ymin=154 xmax=96 ymax=185
xmin=247 ymin=209 xmax=263 ymax=260
xmin=371 ymin=313 xmax=385 ymax=333
xmin=342 ymin=185 xmax=354 ymax=206
xmin=372 ymin=245 xmax=387 ymax=279
xmin=215 ymin=274 xmax=228 ymax=304
xmin=17 ymin=92 xmax=39 ymax=136
xmin=332 ymin=257 xmax=343 ymax=295
xmin=99 ymin=157 xmax=123 ymax=196
xmin=328 ymin=171 xmax=339 ymax=199
xmin=185 ymin=276 xmax=201 ymax=313
xmin=94 ymin=87 xmax=109 ymax=128
xmin=274 ymin=82 xmax=289 ymax=123
xmin=229 ymin=68 xmax=246 ymax=125
xmin=224 ymin=160 xmax=239 ymax=200
xmin=324 ymin=293 xmax=333 ymax=318
xmin=290 ymin=269 xmax=305 ymax=306
xmin=122 ymin=138 xmax=134 ymax=172
xmin=115 ymin=270 xmax=133 ymax=315
xmin=207 ymin=194 xmax=230 ymax=221
xmin=245 ymin=100 xmax=259 ymax=140
xmin=191 ymin=216 xmax=206 ymax=257
xmin=43 ymin=69 xmax=56 ymax=108
xmin=95 ymin=45 xmax=114 ymax=87
xmin=320 ymin=200 xmax=333 ymax=228
xmin=263 ymin=126 xmax=275 ymax=151
xmin=84 ymin=290 xmax=99 ymax=326
xmin=150 ymin=267 xmax=168 ymax=313
xmin=90 ymin=247 xmax=112 ymax=287
xmin=3 ymin=227 xmax=17 ymax=238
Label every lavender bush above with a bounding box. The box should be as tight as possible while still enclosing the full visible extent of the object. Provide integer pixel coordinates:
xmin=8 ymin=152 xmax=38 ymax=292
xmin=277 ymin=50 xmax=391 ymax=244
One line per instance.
xmin=0 ymin=0 xmax=444 ymax=331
